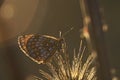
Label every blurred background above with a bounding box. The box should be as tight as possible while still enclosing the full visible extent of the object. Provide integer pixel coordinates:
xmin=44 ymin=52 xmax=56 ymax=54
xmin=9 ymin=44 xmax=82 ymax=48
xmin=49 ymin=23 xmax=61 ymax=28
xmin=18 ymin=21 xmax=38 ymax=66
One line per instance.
xmin=0 ymin=0 xmax=119 ymax=80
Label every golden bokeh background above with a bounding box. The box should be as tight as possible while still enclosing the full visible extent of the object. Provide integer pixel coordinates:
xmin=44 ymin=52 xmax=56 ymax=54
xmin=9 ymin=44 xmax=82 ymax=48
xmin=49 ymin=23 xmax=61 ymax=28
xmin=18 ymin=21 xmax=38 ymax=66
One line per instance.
xmin=0 ymin=0 xmax=120 ymax=80
xmin=0 ymin=0 xmax=39 ymax=42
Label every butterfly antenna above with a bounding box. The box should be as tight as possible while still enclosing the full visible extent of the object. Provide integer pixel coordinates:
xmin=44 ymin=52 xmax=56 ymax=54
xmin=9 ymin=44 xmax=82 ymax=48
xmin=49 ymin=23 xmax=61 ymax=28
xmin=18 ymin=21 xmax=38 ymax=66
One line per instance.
xmin=62 ymin=27 xmax=74 ymax=37
xmin=59 ymin=31 xmax=62 ymax=38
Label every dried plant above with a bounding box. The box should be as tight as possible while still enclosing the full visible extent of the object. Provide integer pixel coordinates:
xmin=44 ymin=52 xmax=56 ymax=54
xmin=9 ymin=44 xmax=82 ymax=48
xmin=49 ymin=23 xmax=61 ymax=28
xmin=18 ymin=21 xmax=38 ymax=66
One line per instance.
xmin=32 ymin=40 xmax=97 ymax=80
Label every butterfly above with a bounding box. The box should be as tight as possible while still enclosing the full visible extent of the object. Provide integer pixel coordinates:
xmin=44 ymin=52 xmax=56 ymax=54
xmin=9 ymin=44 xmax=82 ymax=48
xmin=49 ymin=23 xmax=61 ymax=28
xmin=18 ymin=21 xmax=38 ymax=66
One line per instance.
xmin=18 ymin=34 xmax=64 ymax=64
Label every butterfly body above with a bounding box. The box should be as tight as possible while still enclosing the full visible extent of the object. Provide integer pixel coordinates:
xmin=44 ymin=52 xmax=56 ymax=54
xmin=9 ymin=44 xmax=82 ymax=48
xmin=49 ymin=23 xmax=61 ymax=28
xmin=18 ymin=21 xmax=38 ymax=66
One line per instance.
xmin=18 ymin=34 xmax=64 ymax=64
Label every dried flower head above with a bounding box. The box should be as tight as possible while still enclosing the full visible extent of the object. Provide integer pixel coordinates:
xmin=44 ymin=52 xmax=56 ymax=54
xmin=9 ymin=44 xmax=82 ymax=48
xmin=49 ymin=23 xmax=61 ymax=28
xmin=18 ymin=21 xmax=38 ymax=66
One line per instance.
xmin=32 ymin=40 xmax=97 ymax=80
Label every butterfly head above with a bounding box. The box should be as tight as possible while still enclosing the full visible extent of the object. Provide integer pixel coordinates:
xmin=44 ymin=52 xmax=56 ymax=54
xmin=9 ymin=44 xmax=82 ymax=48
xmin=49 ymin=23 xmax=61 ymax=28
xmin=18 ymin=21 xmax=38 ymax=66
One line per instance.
xmin=56 ymin=38 xmax=65 ymax=52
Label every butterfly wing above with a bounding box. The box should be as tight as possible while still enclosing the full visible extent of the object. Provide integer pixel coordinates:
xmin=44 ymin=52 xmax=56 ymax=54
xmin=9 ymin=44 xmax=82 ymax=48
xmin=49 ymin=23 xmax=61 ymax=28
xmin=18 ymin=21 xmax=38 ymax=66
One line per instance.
xmin=18 ymin=34 xmax=59 ymax=64
xmin=18 ymin=34 xmax=33 ymax=54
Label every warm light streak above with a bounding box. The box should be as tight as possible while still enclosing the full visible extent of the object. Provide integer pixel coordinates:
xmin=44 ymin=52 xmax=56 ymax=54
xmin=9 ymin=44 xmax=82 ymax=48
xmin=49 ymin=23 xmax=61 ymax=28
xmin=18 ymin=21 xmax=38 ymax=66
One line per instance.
xmin=0 ymin=4 xmax=14 ymax=19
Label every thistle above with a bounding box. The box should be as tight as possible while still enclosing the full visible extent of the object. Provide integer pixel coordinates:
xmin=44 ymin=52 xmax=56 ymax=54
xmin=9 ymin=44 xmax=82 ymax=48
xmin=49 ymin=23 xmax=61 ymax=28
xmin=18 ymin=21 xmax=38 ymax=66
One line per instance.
xmin=32 ymin=40 xmax=97 ymax=80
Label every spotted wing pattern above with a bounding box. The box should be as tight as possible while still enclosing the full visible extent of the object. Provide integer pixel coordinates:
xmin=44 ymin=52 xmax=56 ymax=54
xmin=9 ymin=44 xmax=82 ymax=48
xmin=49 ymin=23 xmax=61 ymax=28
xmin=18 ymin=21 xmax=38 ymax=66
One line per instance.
xmin=18 ymin=34 xmax=59 ymax=64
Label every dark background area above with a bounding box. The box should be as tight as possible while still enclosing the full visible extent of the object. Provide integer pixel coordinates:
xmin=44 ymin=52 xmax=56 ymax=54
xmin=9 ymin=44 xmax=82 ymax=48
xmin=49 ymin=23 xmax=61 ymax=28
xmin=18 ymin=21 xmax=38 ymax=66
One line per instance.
xmin=101 ymin=0 xmax=120 ymax=77
xmin=0 ymin=0 xmax=119 ymax=80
